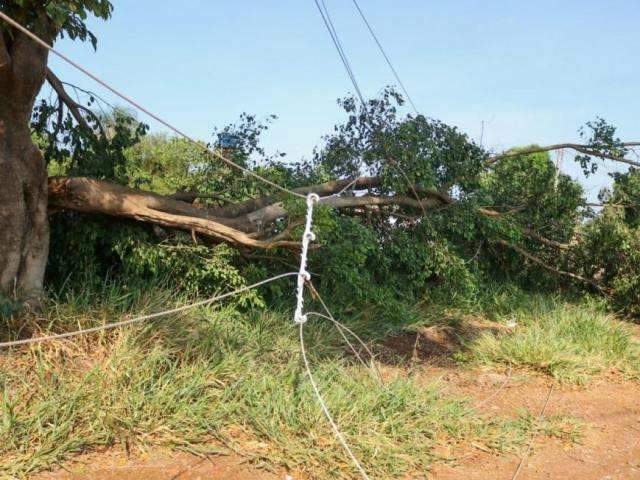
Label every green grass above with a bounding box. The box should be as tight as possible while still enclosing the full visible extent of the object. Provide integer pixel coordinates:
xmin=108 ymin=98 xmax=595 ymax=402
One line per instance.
xmin=425 ymin=285 xmax=640 ymax=382
xmin=0 ymin=282 xmax=578 ymax=479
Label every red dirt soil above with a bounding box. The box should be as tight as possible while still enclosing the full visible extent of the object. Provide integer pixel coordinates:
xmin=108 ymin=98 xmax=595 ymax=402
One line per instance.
xmin=431 ymin=373 xmax=640 ymax=480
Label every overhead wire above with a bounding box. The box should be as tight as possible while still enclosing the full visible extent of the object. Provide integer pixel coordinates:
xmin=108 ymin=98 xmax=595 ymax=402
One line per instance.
xmin=310 ymin=1 xmax=427 ymax=215
xmin=350 ymin=0 xmax=419 ymax=115
xmin=312 ymin=0 xmax=367 ymax=107
xmin=0 ymin=11 xmax=305 ymax=199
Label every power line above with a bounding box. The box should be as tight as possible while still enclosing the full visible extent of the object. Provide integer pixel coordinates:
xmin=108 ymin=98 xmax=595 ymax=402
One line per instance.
xmin=312 ymin=0 xmax=367 ymax=107
xmin=309 ymin=1 xmax=426 ymax=212
xmin=0 ymin=11 xmax=305 ymax=200
xmin=350 ymin=0 xmax=420 ymax=115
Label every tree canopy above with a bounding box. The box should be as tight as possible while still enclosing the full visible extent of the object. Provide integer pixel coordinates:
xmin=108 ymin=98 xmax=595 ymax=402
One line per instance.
xmin=0 ymin=1 xmax=638 ymax=318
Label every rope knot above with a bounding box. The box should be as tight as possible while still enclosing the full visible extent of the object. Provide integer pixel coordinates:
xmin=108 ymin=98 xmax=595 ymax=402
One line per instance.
xmin=293 ymin=193 xmax=318 ymax=325
xmin=300 ymin=271 xmax=312 ymax=282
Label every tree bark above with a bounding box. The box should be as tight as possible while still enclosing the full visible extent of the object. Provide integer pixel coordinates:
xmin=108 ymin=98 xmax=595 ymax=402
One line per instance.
xmin=0 ymin=25 xmax=53 ymax=307
xmin=47 ymin=177 xmax=301 ymax=250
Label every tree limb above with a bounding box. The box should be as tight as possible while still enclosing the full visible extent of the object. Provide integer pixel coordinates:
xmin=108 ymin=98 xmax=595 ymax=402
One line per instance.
xmin=489 ymin=143 xmax=640 ymax=168
xmin=210 ymin=176 xmax=384 ymax=218
xmin=496 ymin=239 xmax=604 ymax=291
xmin=521 ymin=228 xmax=576 ymax=251
xmin=48 ymin=177 xmax=300 ymax=250
xmin=168 ymin=191 xmax=230 ymax=204
xmin=46 ymin=175 xmax=582 ymax=260
xmin=45 ymin=68 xmax=106 ymax=137
xmin=235 ymin=194 xmax=442 ymax=232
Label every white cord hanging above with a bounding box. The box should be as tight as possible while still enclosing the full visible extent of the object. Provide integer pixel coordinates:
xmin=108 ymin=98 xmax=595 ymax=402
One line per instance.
xmin=294 ymin=193 xmax=320 ymax=324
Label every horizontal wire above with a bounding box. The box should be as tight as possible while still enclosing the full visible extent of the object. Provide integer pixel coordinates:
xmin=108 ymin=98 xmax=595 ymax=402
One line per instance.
xmin=0 ymin=272 xmax=298 ymax=349
xmin=0 ymin=12 xmax=305 ymax=199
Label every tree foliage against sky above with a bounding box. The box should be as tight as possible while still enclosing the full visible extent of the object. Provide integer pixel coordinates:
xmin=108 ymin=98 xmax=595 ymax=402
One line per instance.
xmin=0 ymin=0 xmax=638 ymax=318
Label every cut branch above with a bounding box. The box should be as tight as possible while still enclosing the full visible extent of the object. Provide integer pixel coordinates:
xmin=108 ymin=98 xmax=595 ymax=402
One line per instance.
xmin=210 ymin=176 xmax=384 ymax=218
xmin=496 ymin=240 xmax=604 ymax=291
xmin=521 ymin=228 xmax=576 ymax=251
xmin=46 ymin=175 xmax=581 ymax=259
xmin=168 ymin=191 xmax=230 ymax=204
xmin=236 ymin=194 xmax=442 ymax=232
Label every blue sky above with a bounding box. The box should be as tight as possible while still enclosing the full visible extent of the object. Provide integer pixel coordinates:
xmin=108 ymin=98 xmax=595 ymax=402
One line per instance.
xmin=49 ymin=0 xmax=640 ymax=199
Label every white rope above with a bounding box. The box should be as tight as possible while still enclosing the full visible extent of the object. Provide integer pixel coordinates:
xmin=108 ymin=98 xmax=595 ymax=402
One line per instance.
xmin=307 ymin=280 xmax=384 ymax=384
xmin=293 ymin=193 xmax=320 ymax=324
xmin=299 ymin=323 xmax=372 ymax=480
xmin=306 ymin=311 xmax=384 ymax=385
xmin=292 ymin=194 xmax=371 ymax=479
xmin=0 ymin=12 xmax=305 ymax=200
xmin=0 ymin=272 xmax=298 ymax=349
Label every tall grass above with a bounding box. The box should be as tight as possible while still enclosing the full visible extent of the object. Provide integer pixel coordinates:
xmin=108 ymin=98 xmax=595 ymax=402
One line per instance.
xmin=0 ymin=281 xmax=556 ymax=479
xmin=430 ymin=284 xmax=640 ymax=382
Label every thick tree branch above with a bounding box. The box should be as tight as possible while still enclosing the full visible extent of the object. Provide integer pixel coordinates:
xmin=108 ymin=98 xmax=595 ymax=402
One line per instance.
xmin=210 ymin=176 xmax=384 ymax=218
xmin=489 ymin=143 xmax=640 ymax=168
xmin=235 ymin=194 xmax=442 ymax=232
xmin=46 ymin=175 xmax=581 ymax=260
xmin=168 ymin=191 xmax=230 ymax=204
xmin=45 ymin=68 xmax=105 ymax=137
xmin=521 ymin=228 xmax=575 ymax=251
xmin=48 ymin=177 xmax=300 ymax=250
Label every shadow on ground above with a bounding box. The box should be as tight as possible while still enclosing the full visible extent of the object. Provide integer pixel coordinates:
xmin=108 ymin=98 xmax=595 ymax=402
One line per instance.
xmin=376 ymin=319 xmax=513 ymax=366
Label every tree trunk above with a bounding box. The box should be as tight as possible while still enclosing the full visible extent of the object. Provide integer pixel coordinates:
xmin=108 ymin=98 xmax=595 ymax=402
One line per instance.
xmin=0 ymin=28 xmax=52 ymax=307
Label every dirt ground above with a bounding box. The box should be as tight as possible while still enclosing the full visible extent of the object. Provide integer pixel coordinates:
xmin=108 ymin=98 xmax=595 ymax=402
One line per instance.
xmin=430 ymin=372 xmax=640 ymax=480
xmin=34 ymin=363 xmax=640 ymax=480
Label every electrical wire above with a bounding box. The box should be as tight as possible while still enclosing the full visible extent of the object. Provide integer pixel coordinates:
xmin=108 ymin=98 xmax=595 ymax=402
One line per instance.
xmin=350 ymin=0 xmax=419 ymax=115
xmin=312 ymin=0 xmax=367 ymax=107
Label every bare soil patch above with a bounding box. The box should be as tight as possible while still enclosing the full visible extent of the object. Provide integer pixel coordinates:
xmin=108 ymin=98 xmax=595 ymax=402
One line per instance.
xmin=431 ymin=372 xmax=640 ymax=480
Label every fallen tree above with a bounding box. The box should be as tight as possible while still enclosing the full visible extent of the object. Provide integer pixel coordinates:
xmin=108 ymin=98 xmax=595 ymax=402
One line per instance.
xmin=3 ymin=1 xmax=639 ymax=314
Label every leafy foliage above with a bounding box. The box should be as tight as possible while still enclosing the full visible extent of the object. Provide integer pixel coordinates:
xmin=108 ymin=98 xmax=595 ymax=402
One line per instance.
xmin=576 ymin=117 xmax=629 ymax=175
xmin=34 ymin=105 xmax=148 ymax=180
xmin=34 ymin=75 xmax=637 ymax=317
xmin=0 ymin=0 xmax=112 ymax=47
xmin=578 ymin=169 xmax=640 ymax=315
